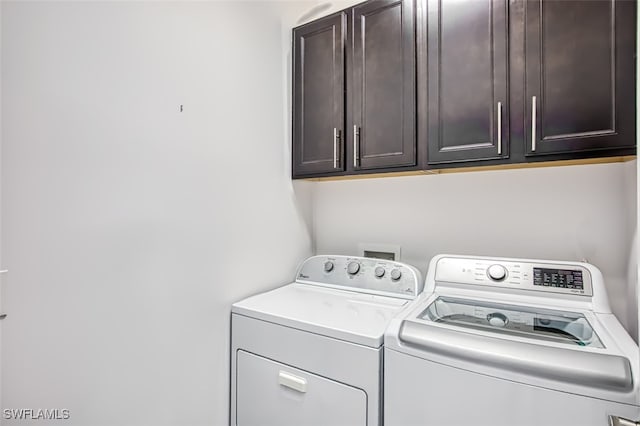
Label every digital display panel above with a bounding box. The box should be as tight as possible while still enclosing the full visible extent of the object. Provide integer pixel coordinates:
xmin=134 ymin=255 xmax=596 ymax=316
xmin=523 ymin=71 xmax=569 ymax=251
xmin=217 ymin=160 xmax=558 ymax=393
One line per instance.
xmin=533 ymin=268 xmax=583 ymax=290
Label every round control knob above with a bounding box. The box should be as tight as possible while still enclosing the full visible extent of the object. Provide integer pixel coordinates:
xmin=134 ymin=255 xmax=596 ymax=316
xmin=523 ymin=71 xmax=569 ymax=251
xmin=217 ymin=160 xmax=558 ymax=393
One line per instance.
xmin=390 ymin=268 xmax=402 ymax=281
xmin=323 ymin=261 xmax=334 ymax=272
xmin=374 ymin=267 xmax=385 ymax=278
xmin=347 ymin=261 xmax=360 ymax=275
xmin=487 ymin=313 xmax=508 ymax=328
xmin=487 ymin=264 xmax=507 ymax=281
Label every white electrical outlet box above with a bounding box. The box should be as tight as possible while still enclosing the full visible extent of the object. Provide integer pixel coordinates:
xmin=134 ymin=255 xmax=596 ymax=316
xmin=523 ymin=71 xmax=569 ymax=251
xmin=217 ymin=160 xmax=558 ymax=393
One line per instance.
xmin=358 ymin=243 xmax=401 ymax=261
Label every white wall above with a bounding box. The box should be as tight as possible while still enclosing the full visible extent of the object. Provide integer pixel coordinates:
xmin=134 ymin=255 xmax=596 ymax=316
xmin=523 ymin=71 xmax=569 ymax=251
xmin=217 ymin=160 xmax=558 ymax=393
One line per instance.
xmin=1 ymin=2 xmax=312 ymax=425
xmin=313 ymin=162 xmax=637 ymax=332
xmin=0 ymin=0 xmax=4 ymax=413
xmin=623 ymin=160 xmax=638 ymax=342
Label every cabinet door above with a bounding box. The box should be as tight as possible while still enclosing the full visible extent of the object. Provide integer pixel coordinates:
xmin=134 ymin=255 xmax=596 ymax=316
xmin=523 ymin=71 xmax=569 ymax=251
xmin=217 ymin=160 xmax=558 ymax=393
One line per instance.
xmin=351 ymin=0 xmax=416 ymax=171
xmin=426 ymin=0 xmax=509 ymax=165
xmin=524 ymin=0 xmax=636 ymax=156
xmin=292 ymin=13 xmax=346 ymax=177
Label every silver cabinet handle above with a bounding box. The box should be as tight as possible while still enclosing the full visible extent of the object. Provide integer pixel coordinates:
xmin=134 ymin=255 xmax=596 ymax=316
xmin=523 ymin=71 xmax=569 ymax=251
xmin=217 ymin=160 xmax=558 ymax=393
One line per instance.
xmin=531 ymin=96 xmax=537 ymax=152
xmin=333 ymin=128 xmax=339 ymax=169
xmin=0 ymin=270 xmax=7 ymax=274
xmin=610 ymin=415 xmax=640 ymax=426
xmin=497 ymin=102 xmax=502 ymax=155
xmin=353 ymin=125 xmax=359 ymax=167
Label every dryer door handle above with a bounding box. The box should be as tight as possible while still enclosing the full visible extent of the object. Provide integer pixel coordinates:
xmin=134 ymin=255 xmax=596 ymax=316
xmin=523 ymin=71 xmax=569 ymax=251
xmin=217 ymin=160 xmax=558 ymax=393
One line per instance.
xmin=398 ymin=321 xmax=633 ymax=392
xmin=278 ymin=371 xmax=307 ymax=393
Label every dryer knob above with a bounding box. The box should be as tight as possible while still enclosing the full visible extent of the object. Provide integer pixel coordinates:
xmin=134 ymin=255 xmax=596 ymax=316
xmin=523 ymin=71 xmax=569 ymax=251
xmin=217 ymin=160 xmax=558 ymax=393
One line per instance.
xmin=347 ymin=262 xmax=360 ymax=275
xmin=323 ymin=261 xmax=334 ymax=272
xmin=390 ymin=269 xmax=402 ymax=281
xmin=487 ymin=264 xmax=507 ymax=281
xmin=374 ymin=267 xmax=385 ymax=278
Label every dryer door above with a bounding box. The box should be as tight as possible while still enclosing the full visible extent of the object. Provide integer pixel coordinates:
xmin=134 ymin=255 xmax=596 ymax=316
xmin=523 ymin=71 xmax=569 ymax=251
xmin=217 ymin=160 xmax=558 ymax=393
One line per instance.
xmin=235 ymin=350 xmax=367 ymax=426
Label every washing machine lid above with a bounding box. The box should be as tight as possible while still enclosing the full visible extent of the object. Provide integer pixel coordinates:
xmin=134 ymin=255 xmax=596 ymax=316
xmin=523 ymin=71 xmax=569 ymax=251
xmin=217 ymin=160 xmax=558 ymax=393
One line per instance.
xmin=232 ymin=283 xmax=408 ymax=348
xmin=421 ymin=296 xmax=604 ymax=348
xmin=398 ymin=295 xmax=633 ymax=393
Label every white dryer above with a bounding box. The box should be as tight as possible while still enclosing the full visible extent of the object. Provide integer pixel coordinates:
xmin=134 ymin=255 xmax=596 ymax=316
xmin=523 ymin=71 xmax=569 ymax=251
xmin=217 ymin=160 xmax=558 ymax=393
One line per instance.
xmin=230 ymin=255 xmax=423 ymax=426
xmin=384 ymin=254 xmax=640 ymax=426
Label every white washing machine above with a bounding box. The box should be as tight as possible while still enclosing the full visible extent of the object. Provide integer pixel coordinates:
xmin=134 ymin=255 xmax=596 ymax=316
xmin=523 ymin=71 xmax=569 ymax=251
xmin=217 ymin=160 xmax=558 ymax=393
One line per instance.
xmin=230 ymin=255 xmax=423 ymax=426
xmin=384 ymin=254 xmax=640 ymax=426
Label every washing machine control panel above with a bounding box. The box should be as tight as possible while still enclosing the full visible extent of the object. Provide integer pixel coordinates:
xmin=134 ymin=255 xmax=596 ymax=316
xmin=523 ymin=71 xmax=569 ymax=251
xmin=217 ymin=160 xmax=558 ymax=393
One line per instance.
xmin=434 ymin=257 xmax=593 ymax=297
xmin=297 ymin=256 xmax=423 ymax=299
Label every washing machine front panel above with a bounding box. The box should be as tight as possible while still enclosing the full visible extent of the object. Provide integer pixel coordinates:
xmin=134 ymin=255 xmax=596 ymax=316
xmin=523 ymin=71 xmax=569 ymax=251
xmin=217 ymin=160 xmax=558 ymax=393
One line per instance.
xmin=384 ymin=347 xmax=640 ymax=426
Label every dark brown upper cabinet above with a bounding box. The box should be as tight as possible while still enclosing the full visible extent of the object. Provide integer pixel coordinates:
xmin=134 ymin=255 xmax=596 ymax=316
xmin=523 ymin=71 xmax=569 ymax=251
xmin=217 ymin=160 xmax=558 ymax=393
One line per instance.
xmin=425 ymin=0 xmax=509 ymax=165
xmin=524 ymin=0 xmax=636 ymax=157
xmin=292 ymin=13 xmax=346 ymax=177
xmin=291 ymin=0 xmax=636 ymax=179
xmin=350 ymin=0 xmax=417 ymax=171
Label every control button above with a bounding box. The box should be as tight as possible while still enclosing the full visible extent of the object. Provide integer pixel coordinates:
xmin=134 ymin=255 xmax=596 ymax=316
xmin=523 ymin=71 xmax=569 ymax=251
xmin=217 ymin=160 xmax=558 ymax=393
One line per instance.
xmin=487 ymin=264 xmax=507 ymax=281
xmin=390 ymin=269 xmax=402 ymax=281
xmin=374 ymin=267 xmax=385 ymax=278
xmin=323 ymin=261 xmax=334 ymax=272
xmin=347 ymin=261 xmax=360 ymax=275
xmin=487 ymin=313 xmax=508 ymax=327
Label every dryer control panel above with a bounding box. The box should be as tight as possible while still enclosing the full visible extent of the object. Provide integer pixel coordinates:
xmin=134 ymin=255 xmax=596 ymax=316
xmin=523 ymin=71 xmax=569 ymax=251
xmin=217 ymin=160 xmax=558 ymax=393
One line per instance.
xmin=296 ymin=255 xmax=423 ymax=299
xmin=434 ymin=257 xmax=593 ymax=297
